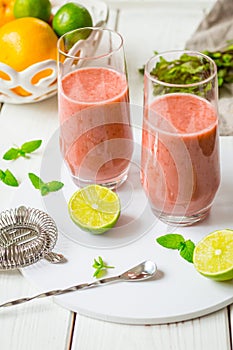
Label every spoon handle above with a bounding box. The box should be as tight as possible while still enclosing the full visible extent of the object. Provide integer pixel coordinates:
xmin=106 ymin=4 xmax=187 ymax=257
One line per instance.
xmin=0 ymin=275 xmax=121 ymax=308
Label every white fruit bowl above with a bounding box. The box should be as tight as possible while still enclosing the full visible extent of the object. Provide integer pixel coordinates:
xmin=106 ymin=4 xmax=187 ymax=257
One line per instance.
xmin=0 ymin=0 xmax=109 ymax=104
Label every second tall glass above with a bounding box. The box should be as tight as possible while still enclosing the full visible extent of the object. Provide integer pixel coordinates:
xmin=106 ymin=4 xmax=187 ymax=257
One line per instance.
xmin=57 ymin=28 xmax=133 ymax=189
xmin=141 ymin=50 xmax=220 ymax=226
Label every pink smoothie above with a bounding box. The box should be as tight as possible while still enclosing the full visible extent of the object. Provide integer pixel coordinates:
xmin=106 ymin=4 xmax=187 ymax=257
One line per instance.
xmin=141 ymin=93 xmax=220 ymax=217
xmin=59 ymin=67 xmax=133 ymax=184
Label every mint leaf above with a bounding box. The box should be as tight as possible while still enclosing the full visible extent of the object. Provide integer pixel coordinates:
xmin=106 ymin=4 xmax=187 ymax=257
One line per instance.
xmin=156 ymin=233 xmax=196 ymax=264
xmin=0 ymin=169 xmax=5 ymax=180
xmin=46 ymin=181 xmax=64 ymax=192
xmin=156 ymin=234 xmax=185 ymax=249
xmin=40 ymin=184 xmax=50 ymax=196
xmin=28 ymin=173 xmax=43 ymax=189
xmin=1 ymin=169 xmax=19 ymax=187
xmin=3 ymin=148 xmax=20 ymax=160
xmin=179 ymin=240 xmax=195 ymax=263
xmin=92 ymin=256 xmax=114 ymax=278
xmin=21 ymin=140 xmax=42 ymax=153
xmin=18 ymin=150 xmax=27 ymax=158
xmin=28 ymin=172 xmax=64 ymax=196
xmin=3 ymin=140 xmax=42 ymax=160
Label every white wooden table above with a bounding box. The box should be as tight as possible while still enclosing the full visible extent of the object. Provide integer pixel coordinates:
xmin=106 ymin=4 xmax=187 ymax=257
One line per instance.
xmin=0 ymin=1 xmax=233 ymax=349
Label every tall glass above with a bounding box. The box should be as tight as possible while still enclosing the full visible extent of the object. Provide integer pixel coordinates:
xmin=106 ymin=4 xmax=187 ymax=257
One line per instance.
xmin=141 ymin=50 xmax=220 ymax=226
xmin=57 ymin=27 xmax=133 ymax=189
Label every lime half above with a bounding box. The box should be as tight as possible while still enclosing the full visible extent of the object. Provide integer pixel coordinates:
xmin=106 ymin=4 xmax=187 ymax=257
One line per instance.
xmin=193 ymin=229 xmax=233 ymax=281
xmin=68 ymin=185 xmax=120 ymax=234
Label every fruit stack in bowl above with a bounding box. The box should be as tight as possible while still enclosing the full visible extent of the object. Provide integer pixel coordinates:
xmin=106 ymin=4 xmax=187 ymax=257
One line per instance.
xmin=0 ymin=0 xmax=108 ymax=104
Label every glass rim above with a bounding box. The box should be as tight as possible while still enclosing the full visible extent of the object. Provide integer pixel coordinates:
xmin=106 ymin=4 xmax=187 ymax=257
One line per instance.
xmin=57 ymin=27 xmax=124 ymax=61
xmin=145 ymin=50 xmax=217 ymax=88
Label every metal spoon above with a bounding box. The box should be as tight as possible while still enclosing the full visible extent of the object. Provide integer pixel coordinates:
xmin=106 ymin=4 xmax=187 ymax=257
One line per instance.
xmin=0 ymin=260 xmax=157 ymax=308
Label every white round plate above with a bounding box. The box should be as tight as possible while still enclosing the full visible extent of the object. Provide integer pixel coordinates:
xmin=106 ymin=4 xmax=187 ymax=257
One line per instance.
xmin=12 ymin=137 xmax=233 ymax=325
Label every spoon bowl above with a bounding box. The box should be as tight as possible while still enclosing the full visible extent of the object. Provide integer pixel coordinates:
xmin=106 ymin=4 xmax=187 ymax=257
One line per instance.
xmin=120 ymin=260 xmax=157 ymax=281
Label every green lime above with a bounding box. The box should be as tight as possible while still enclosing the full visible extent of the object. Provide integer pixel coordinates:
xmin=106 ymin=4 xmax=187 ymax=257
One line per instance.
xmin=52 ymin=2 xmax=93 ymax=37
xmin=193 ymin=229 xmax=233 ymax=281
xmin=63 ymin=28 xmax=92 ymax=51
xmin=14 ymin=0 xmax=52 ymax=22
xmin=68 ymin=185 xmax=120 ymax=234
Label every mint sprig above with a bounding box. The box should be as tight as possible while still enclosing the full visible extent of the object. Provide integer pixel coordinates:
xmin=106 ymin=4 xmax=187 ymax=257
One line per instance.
xmin=156 ymin=234 xmax=195 ymax=263
xmin=3 ymin=140 xmax=42 ymax=160
xmin=92 ymin=256 xmax=115 ymax=278
xmin=0 ymin=169 xmax=19 ymax=187
xmin=28 ymin=173 xmax=64 ymax=196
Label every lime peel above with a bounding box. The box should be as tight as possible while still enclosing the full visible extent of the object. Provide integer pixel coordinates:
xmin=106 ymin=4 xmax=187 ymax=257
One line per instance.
xmin=14 ymin=0 xmax=52 ymax=22
xmin=68 ymin=184 xmax=121 ymax=234
xmin=52 ymin=2 xmax=93 ymax=37
xmin=193 ymin=229 xmax=233 ymax=281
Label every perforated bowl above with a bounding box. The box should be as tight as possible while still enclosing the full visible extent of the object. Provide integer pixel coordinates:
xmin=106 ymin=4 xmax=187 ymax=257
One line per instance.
xmin=0 ymin=0 xmax=108 ymax=104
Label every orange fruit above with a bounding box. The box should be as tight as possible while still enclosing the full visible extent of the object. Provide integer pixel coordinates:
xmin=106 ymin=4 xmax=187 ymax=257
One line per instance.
xmin=0 ymin=0 xmax=15 ymax=27
xmin=0 ymin=17 xmax=58 ymax=96
xmin=0 ymin=17 xmax=57 ymax=70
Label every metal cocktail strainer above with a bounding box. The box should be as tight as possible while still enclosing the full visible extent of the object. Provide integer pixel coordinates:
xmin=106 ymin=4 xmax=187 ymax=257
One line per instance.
xmin=0 ymin=206 xmax=66 ymax=270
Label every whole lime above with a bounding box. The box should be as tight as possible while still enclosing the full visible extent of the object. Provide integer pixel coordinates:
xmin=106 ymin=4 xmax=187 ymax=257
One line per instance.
xmin=13 ymin=0 xmax=51 ymax=22
xmin=52 ymin=2 xmax=93 ymax=37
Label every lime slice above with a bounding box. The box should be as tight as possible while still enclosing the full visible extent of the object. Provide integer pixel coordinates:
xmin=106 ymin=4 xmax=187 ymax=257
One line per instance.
xmin=193 ymin=229 xmax=233 ymax=281
xmin=68 ymin=185 xmax=120 ymax=234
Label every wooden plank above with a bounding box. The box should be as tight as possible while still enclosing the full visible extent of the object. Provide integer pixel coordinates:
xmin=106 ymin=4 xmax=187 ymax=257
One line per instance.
xmin=71 ymin=310 xmax=231 ymax=350
xmin=0 ymin=6 xmax=120 ymax=350
xmin=105 ymin=0 xmax=215 ymax=8
xmin=0 ymin=96 xmax=59 ymax=211
xmin=230 ymin=305 xmax=233 ymax=348
xmin=0 ymin=270 xmax=73 ymax=350
xmin=0 ymin=93 xmax=73 ymax=350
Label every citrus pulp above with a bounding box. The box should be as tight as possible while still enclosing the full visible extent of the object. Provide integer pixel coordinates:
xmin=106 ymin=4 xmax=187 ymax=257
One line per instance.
xmin=193 ymin=229 xmax=233 ymax=281
xmin=68 ymin=185 xmax=120 ymax=234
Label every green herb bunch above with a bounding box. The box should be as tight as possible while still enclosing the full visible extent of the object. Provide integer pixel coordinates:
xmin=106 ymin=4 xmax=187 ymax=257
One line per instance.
xmin=141 ymin=52 xmax=213 ymax=96
xmin=202 ymin=44 xmax=233 ymax=87
xmin=140 ymin=44 xmax=233 ymax=91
